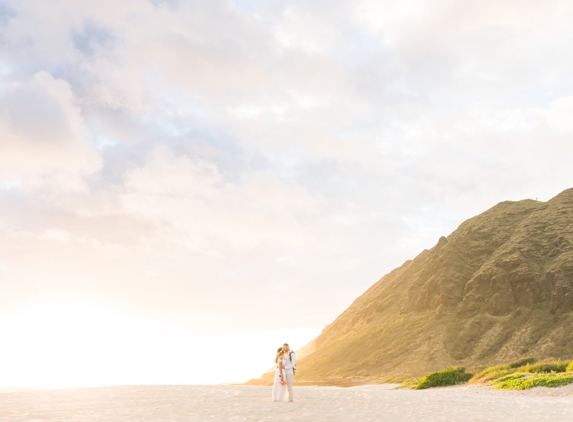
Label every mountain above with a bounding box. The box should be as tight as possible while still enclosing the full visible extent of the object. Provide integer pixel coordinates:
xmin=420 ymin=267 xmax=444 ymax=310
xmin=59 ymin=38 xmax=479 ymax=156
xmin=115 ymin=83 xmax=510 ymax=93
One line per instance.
xmin=249 ymin=188 xmax=573 ymax=385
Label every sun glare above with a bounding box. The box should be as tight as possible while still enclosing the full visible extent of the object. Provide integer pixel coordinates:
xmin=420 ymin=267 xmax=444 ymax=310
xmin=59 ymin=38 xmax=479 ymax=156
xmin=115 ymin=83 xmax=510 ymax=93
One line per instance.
xmin=0 ymin=298 xmax=319 ymax=389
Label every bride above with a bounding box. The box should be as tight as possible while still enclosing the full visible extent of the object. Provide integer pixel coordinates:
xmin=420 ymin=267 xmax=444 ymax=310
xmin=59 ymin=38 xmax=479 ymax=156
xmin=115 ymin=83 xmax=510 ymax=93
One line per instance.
xmin=272 ymin=347 xmax=287 ymax=402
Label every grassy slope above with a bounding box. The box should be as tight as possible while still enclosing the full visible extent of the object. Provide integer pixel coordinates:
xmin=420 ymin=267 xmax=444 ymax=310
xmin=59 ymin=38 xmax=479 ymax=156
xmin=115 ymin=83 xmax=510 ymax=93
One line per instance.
xmin=287 ymin=189 xmax=573 ymax=384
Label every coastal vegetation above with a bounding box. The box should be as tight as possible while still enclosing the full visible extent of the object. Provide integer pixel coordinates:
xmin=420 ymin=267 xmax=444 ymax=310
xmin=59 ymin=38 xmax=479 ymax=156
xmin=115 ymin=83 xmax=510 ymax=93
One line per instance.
xmin=494 ymin=373 xmax=573 ymax=390
xmin=406 ymin=357 xmax=573 ymax=390
xmin=413 ymin=367 xmax=472 ymax=390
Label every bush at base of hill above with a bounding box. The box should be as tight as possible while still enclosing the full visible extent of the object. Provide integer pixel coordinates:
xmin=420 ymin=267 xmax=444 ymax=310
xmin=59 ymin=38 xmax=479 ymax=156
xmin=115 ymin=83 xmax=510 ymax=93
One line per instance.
xmin=488 ymin=373 xmax=526 ymax=385
xmin=508 ymin=357 xmax=536 ymax=368
xmin=414 ymin=367 xmax=472 ymax=390
xmin=411 ymin=357 xmax=573 ymax=391
xmin=469 ymin=358 xmax=536 ymax=384
xmin=522 ymin=360 xmax=569 ymax=373
xmin=495 ymin=373 xmax=573 ymax=390
xmin=469 ymin=358 xmax=573 ymax=385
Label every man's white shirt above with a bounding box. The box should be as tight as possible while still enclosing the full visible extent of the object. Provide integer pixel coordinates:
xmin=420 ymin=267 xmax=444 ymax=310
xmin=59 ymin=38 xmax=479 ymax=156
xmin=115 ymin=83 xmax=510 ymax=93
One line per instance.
xmin=283 ymin=351 xmax=296 ymax=373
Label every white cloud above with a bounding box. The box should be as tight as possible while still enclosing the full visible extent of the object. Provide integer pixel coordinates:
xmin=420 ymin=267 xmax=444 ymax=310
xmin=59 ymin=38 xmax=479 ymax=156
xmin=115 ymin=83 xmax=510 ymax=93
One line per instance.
xmin=40 ymin=228 xmax=73 ymax=243
xmin=119 ymin=146 xmax=319 ymax=257
xmin=275 ymin=7 xmax=342 ymax=55
xmin=124 ymin=147 xmax=222 ymax=198
xmin=542 ymin=94 xmax=573 ymax=134
xmin=0 ymin=71 xmax=101 ymax=192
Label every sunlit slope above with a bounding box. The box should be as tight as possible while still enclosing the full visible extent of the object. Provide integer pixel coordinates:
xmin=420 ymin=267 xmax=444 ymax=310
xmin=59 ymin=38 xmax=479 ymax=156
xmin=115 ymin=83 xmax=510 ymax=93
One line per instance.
xmin=290 ymin=188 xmax=573 ymax=383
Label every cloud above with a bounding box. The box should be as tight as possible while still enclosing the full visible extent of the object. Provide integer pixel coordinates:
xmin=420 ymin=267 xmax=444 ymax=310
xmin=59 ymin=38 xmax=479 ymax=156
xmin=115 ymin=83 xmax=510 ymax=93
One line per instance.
xmin=542 ymin=94 xmax=573 ymax=134
xmin=274 ymin=4 xmax=346 ymax=55
xmin=0 ymin=71 xmax=101 ymax=192
xmin=119 ymin=145 xmax=319 ymax=258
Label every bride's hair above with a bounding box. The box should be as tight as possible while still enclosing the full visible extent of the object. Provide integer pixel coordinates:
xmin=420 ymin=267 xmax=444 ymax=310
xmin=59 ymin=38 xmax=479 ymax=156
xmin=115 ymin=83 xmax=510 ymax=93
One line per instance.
xmin=275 ymin=347 xmax=284 ymax=363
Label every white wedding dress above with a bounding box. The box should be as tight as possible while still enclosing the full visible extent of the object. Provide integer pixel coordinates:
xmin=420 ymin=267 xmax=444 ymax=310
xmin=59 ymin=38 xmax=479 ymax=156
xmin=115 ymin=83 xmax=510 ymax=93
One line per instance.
xmin=272 ymin=357 xmax=286 ymax=402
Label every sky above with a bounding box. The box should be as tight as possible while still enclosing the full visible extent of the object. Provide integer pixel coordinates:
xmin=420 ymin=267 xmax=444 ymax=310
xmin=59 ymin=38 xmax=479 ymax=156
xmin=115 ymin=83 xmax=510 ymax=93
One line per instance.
xmin=1 ymin=0 xmax=573 ymax=388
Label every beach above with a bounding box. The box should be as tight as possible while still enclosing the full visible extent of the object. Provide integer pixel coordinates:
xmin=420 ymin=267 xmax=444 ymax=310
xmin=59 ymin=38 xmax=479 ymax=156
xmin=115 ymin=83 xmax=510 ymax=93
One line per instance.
xmin=1 ymin=384 xmax=573 ymax=422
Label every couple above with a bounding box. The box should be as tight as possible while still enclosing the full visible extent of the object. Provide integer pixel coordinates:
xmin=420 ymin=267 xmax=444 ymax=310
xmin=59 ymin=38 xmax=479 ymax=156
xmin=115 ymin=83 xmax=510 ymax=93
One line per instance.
xmin=272 ymin=343 xmax=296 ymax=402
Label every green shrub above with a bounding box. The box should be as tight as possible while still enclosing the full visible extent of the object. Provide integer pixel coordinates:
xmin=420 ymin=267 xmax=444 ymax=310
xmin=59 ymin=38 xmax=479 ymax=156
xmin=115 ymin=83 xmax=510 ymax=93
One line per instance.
xmin=469 ymin=364 xmax=513 ymax=384
xmin=489 ymin=373 xmax=526 ymax=385
xmin=414 ymin=367 xmax=473 ymax=390
xmin=522 ymin=360 xmax=569 ymax=373
xmin=508 ymin=357 xmax=536 ymax=368
xmin=495 ymin=373 xmax=573 ymax=390
xmin=467 ymin=358 xmax=573 ymax=386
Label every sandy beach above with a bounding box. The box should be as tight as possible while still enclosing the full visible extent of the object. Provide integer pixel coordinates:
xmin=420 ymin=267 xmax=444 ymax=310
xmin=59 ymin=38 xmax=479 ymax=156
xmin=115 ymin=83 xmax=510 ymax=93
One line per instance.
xmin=1 ymin=384 xmax=573 ymax=422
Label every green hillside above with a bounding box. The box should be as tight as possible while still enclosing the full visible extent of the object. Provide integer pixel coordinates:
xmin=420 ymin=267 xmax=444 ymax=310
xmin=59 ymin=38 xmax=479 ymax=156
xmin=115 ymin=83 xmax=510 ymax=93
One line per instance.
xmin=250 ymin=188 xmax=573 ymax=385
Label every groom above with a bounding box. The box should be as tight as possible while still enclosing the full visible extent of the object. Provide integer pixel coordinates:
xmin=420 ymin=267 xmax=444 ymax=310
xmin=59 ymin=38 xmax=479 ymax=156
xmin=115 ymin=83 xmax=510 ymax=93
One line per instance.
xmin=282 ymin=343 xmax=296 ymax=402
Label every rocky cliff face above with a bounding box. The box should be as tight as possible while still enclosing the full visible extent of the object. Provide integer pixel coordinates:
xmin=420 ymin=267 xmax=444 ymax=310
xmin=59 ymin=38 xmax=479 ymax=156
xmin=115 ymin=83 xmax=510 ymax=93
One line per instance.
xmin=290 ymin=189 xmax=573 ymax=383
